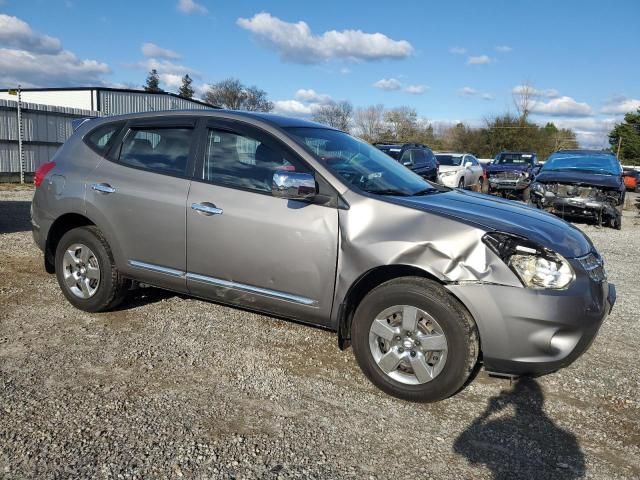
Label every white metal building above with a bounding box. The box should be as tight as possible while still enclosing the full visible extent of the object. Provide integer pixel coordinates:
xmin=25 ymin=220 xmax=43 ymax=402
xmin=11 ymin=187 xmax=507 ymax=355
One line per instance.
xmin=0 ymin=87 xmax=216 ymax=116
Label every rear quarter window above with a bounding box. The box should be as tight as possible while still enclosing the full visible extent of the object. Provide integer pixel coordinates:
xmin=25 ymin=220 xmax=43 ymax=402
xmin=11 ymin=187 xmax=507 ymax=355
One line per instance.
xmin=84 ymin=122 xmax=125 ymax=155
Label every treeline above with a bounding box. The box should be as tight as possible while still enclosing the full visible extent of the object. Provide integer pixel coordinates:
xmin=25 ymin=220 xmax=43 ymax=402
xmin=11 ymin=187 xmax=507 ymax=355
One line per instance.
xmin=143 ymin=70 xmax=584 ymax=160
xmin=314 ymin=102 xmax=578 ymax=160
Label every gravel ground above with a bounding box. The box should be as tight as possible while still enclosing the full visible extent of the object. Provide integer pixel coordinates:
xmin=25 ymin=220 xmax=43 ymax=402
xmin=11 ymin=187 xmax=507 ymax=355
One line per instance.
xmin=1 ymin=185 xmax=639 ymax=479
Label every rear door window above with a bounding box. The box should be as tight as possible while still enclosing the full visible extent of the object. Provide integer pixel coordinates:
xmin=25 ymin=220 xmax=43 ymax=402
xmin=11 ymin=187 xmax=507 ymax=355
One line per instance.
xmin=411 ymin=149 xmax=427 ymax=166
xmin=118 ymin=127 xmax=194 ymax=176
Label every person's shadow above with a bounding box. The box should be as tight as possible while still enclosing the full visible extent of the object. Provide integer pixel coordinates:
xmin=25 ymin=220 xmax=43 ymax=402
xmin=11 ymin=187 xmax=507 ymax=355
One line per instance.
xmin=454 ymin=378 xmax=585 ymax=479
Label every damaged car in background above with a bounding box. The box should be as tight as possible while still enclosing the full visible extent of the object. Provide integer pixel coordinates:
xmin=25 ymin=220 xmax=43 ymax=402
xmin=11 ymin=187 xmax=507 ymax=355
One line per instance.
xmin=486 ymin=151 xmax=539 ymax=200
xmin=530 ymin=150 xmax=625 ymax=229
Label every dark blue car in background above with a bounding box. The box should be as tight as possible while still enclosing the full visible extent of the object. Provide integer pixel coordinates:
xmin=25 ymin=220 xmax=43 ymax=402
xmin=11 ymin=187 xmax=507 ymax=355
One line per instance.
xmin=530 ymin=150 xmax=625 ymax=229
xmin=486 ymin=151 xmax=538 ymax=200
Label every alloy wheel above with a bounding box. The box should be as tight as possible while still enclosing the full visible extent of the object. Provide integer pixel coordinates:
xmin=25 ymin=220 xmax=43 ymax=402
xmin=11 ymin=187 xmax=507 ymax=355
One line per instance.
xmin=61 ymin=243 xmax=100 ymax=299
xmin=369 ymin=305 xmax=448 ymax=385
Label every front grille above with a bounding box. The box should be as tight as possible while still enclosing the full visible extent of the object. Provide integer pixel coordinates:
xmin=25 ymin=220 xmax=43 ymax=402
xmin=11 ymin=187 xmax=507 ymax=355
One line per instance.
xmin=577 ymin=251 xmax=606 ymax=282
xmin=494 ymin=171 xmax=522 ymax=180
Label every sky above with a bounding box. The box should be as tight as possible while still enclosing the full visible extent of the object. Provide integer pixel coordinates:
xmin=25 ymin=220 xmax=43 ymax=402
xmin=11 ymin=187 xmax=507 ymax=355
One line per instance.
xmin=1 ymin=0 xmax=639 ymax=148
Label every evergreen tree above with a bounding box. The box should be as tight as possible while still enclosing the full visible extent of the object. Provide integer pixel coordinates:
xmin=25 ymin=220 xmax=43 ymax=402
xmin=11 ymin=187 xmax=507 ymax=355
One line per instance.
xmin=609 ymin=109 xmax=640 ymax=165
xmin=178 ymin=74 xmax=194 ymax=99
xmin=144 ymin=69 xmax=162 ymax=93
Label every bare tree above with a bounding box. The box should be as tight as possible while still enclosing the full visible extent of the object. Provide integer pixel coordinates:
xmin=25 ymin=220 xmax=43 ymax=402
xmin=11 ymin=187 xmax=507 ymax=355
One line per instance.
xmin=513 ymin=82 xmax=535 ymax=122
xmin=312 ymin=101 xmax=353 ymax=131
xmin=383 ymin=106 xmax=418 ymax=141
xmin=204 ymin=78 xmax=273 ymax=112
xmin=354 ymin=104 xmax=385 ymax=142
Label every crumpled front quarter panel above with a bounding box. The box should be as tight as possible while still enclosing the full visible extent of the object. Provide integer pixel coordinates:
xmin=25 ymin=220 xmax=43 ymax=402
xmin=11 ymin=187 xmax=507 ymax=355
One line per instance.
xmin=332 ymin=193 xmax=522 ymax=325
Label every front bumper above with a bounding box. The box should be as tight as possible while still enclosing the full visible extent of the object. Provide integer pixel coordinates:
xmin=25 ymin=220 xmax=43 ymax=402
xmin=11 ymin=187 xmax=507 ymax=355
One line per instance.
xmin=446 ymin=266 xmax=615 ymax=376
xmin=439 ymin=174 xmax=459 ymax=188
xmin=534 ymin=193 xmax=620 ymax=219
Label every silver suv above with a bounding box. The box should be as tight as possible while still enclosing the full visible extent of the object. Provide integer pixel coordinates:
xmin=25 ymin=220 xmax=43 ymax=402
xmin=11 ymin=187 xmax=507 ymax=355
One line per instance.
xmin=31 ymin=111 xmax=616 ymax=402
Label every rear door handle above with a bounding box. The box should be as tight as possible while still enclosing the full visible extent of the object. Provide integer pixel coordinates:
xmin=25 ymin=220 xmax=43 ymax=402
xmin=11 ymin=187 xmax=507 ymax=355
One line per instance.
xmin=191 ymin=202 xmax=223 ymax=216
xmin=91 ymin=183 xmax=116 ymax=194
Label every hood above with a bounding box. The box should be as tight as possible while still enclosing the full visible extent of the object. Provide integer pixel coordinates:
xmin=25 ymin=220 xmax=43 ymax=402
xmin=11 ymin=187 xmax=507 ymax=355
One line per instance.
xmin=388 ymin=190 xmax=592 ymax=258
xmin=534 ymin=170 xmax=622 ymax=189
xmin=486 ymin=163 xmax=531 ymax=173
xmin=439 ymin=165 xmax=463 ymax=173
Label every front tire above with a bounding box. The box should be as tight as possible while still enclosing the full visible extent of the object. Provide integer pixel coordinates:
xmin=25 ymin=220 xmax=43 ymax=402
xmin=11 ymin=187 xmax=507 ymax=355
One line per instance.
xmin=458 ymin=178 xmax=465 ymax=189
xmin=55 ymin=226 xmax=130 ymax=312
xmin=351 ymin=277 xmax=479 ymax=402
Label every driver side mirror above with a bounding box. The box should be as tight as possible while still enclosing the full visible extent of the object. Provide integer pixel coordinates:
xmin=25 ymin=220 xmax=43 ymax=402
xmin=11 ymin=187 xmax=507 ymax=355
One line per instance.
xmin=464 ymin=161 xmax=473 ymax=168
xmin=272 ymin=171 xmax=317 ymax=200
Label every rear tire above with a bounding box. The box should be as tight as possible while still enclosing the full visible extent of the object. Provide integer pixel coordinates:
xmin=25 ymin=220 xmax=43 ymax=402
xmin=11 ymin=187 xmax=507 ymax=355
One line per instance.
xmin=351 ymin=277 xmax=479 ymax=402
xmin=55 ymin=226 xmax=130 ymax=312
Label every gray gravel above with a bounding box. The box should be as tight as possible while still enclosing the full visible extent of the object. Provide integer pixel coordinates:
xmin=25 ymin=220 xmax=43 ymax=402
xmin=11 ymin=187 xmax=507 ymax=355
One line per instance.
xmin=1 ymin=185 xmax=639 ymax=479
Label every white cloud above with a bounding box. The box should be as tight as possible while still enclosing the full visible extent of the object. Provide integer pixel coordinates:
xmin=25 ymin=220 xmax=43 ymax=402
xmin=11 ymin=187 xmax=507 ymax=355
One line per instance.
xmin=601 ymin=96 xmax=640 ymax=115
xmin=373 ymin=78 xmax=402 ymax=91
xmin=0 ymin=15 xmax=109 ymax=87
xmin=0 ymin=48 xmax=109 ymax=87
xmin=141 ymin=42 xmax=181 ymax=60
xmin=530 ymin=96 xmax=593 ymax=117
xmin=404 ymin=84 xmax=428 ymax=95
xmin=236 ymin=12 xmax=413 ymax=64
xmin=294 ymin=88 xmax=332 ymax=103
xmin=467 ymin=55 xmax=491 ymax=65
xmin=272 ymin=99 xmax=319 ymax=116
xmin=551 ymin=117 xmax=618 ymax=148
xmin=137 ymin=58 xmax=195 ymax=76
xmin=177 ymin=0 xmax=207 ymax=15
xmin=459 ymin=86 xmax=478 ymax=96
xmin=512 ymin=84 xmax=560 ymax=98
xmin=449 ymin=47 xmax=466 ymax=55
xmin=374 ymin=78 xmax=427 ymax=94
xmin=0 ymin=14 xmax=62 ymax=54
xmin=495 ymin=45 xmax=512 ymax=53
xmin=482 ymin=93 xmax=494 ymax=100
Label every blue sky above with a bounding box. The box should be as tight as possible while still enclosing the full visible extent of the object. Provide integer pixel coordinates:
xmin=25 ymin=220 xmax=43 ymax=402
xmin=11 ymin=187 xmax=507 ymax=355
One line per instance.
xmin=1 ymin=0 xmax=639 ymax=147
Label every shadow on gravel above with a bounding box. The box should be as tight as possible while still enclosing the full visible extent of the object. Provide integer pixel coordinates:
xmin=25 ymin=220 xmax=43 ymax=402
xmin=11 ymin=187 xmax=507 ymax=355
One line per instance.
xmin=112 ymin=286 xmax=181 ymax=311
xmin=0 ymin=201 xmax=32 ymax=234
xmin=454 ymin=378 xmax=585 ymax=479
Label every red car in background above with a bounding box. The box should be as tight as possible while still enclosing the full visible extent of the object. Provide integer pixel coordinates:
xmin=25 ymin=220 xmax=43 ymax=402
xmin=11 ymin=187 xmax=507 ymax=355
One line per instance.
xmin=623 ymin=168 xmax=639 ymax=192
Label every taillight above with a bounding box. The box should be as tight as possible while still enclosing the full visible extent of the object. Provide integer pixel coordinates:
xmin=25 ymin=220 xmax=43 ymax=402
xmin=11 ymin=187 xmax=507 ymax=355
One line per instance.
xmin=34 ymin=161 xmax=56 ymax=187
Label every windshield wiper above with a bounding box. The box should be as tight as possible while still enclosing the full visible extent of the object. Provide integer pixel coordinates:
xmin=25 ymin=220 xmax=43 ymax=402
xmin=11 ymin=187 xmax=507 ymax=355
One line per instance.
xmin=364 ymin=188 xmax=409 ymax=196
xmin=411 ymin=188 xmax=444 ymax=196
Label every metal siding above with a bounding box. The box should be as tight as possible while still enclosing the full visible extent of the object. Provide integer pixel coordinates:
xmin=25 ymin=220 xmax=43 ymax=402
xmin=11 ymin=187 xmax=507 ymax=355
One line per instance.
xmin=0 ymin=99 xmax=100 ymax=172
xmin=98 ymin=90 xmax=212 ymax=115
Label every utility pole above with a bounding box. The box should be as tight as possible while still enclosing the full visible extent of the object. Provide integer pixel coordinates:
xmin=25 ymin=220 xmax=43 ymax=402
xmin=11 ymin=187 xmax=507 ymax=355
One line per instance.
xmin=17 ymin=85 xmax=24 ymax=184
xmin=616 ymin=136 xmax=622 ymax=159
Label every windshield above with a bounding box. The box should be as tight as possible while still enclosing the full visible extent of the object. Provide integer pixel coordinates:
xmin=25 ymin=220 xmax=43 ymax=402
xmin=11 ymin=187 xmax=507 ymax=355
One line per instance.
xmin=542 ymin=153 xmax=622 ymax=175
xmin=495 ymin=153 xmax=534 ymax=165
xmin=435 ymin=154 xmax=463 ymax=166
xmin=285 ymin=127 xmax=437 ymax=196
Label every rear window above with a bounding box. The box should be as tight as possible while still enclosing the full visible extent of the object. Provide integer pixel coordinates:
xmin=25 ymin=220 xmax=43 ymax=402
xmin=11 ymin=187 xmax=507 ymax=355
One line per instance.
xmin=85 ymin=122 xmax=124 ymax=155
xmin=495 ymin=153 xmax=534 ymax=165
xmin=378 ymin=147 xmax=402 ymax=160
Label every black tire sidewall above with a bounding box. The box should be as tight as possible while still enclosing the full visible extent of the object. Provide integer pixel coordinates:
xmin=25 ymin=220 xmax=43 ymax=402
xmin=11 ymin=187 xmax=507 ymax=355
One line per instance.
xmin=55 ymin=227 xmax=117 ymax=312
xmin=351 ymin=278 xmax=476 ymax=402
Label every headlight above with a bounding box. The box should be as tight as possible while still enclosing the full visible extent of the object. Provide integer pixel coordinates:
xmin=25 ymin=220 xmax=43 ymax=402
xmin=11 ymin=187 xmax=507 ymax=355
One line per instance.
xmin=531 ymin=183 xmax=545 ymax=194
xmin=440 ymin=171 xmax=456 ymax=177
xmin=483 ymin=232 xmax=575 ymax=289
xmin=521 ymin=172 xmax=530 ymax=179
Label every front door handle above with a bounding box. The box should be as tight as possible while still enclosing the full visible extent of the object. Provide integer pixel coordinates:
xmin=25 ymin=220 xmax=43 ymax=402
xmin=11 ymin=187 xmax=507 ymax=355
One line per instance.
xmin=191 ymin=202 xmax=223 ymax=216
xmin=91 ymin=183 xmax=116 ymax=194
